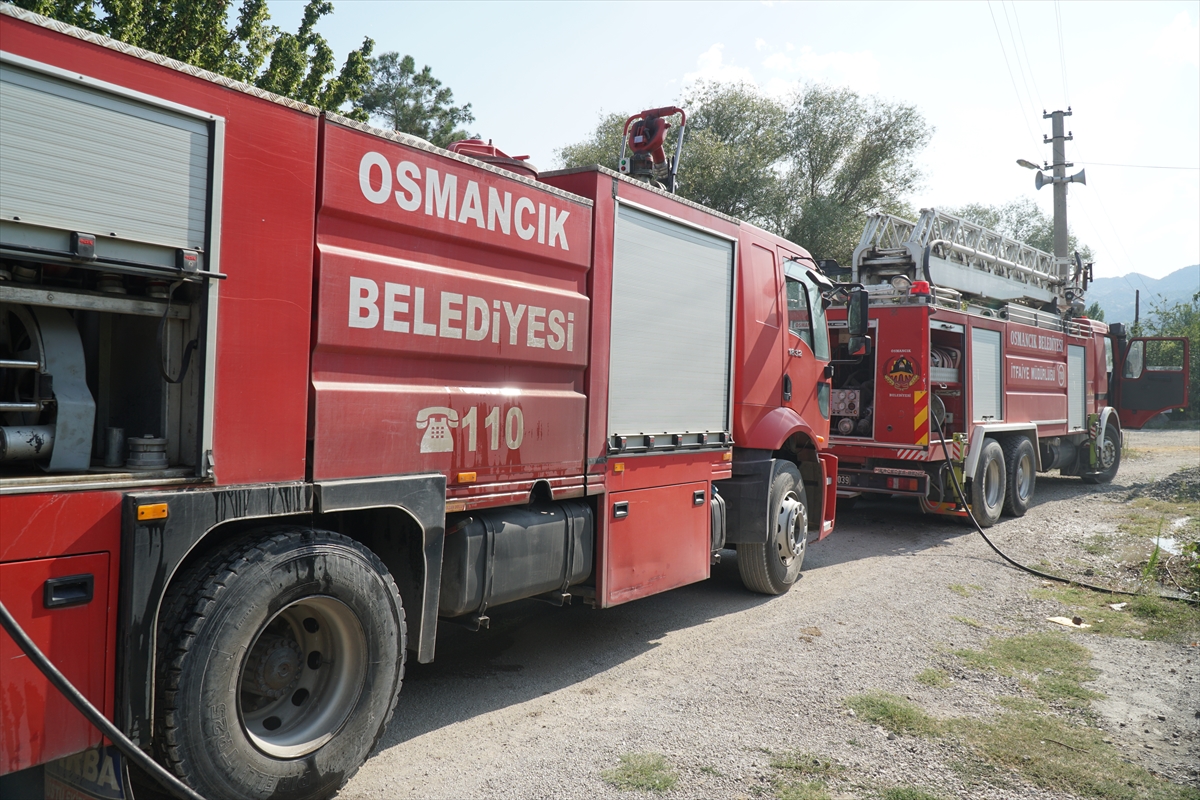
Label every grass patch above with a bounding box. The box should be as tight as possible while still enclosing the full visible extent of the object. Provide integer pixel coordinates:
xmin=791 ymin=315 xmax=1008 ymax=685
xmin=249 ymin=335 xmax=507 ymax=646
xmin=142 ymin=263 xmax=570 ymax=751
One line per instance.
xmin=1032 ymin=586 xmax=1200 ymax=642
xmin=1083 ymin=534 xmax=1112 ymax=555
xmin=915 ymin=668 xmax=951 ymax=688
xmin=844 ymin=692 xmax=941 ymax=737
xmin=774 ymin=780 xmax=830 ymax=800
xmin=770 ymin=752 xmax=842 ymax=779
xmin=699 ymin=765 xmax=722 ymax=777
xmin=950 ymin=712 xmax=1200 ymax=800
xmin=948 ymin=583 xmax=969 ymax=597
xmin=600 ymin=753 xmax=677 ymax=793
xmin=952 ymin=615 xmax=983 ymax=629
xmin=994 ymin=695 xmax=1043 ymax=712
xmin=953 ymin=632 xmax=1100 ymax=708
xmin=881 ymin=789 xmax=945 ymax=800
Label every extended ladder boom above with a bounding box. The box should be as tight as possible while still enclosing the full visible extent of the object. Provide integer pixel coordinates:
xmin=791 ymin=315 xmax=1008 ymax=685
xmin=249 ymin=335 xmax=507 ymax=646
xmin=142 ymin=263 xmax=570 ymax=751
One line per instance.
xmin=851 ymin=208 xmax=1066 ymax=309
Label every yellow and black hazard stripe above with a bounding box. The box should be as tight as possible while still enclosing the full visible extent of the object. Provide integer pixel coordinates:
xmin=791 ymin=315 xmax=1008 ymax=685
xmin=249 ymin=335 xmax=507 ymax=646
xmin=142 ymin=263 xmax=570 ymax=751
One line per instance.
xmin=914 ymin=390 xmax=929 ymax=446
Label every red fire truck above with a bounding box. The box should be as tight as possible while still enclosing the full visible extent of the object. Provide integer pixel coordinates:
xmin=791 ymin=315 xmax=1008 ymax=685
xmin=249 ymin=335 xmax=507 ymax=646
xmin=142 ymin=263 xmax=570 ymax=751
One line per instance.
xmin=826 ymin=209 xmax=1189 ymax=525
xmin=0 ymin=7 xmax=857 ymax=798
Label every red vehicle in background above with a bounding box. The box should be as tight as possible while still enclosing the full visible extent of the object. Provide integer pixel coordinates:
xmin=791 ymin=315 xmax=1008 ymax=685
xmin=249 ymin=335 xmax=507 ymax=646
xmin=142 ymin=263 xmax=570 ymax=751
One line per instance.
xmin=825 ymin=210 xmax=1188 ymax=524
xmin=0 ymin=7 xmax=861 ymax=798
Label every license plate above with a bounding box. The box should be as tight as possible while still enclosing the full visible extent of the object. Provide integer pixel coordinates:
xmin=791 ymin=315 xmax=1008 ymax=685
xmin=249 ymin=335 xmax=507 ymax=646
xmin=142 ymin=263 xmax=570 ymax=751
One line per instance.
xmin=836 ymin=474 xmax=852 ymax=486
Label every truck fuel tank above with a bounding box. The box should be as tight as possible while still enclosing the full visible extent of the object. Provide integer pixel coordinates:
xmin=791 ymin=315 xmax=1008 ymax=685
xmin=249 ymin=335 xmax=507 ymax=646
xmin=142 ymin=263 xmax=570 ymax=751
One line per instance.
xmin=439 ymin=500 xmax=593 ymax=618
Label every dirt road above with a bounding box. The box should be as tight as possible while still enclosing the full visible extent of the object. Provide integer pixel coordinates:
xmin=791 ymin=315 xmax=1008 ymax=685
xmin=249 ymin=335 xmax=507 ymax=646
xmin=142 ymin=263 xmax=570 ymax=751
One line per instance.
xmin=338 ymin=430 xmax=1200 ymax=800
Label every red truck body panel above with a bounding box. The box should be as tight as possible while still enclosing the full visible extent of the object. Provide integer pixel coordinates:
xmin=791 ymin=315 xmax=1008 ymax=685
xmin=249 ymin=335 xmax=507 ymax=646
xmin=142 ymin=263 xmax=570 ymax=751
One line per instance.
xmin=310 ymin=121 xmax=593 ymax=502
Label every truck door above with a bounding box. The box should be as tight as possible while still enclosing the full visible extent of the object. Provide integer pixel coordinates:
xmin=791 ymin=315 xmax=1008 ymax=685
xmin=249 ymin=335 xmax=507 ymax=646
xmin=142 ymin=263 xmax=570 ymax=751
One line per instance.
xmin=1114 ymin=336 xmax=1190 ymax=428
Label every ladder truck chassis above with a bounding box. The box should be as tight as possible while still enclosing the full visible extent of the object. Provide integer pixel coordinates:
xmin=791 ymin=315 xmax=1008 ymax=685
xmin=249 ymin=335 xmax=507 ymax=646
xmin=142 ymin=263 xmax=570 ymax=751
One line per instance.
xmin=826 ymin=210 xmax=1189 ymax=526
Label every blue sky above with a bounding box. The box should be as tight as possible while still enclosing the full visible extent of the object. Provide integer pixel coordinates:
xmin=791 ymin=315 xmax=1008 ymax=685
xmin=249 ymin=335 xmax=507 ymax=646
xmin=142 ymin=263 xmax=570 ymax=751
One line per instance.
xmin=267 ymin=1 xmax=1200 ymax=282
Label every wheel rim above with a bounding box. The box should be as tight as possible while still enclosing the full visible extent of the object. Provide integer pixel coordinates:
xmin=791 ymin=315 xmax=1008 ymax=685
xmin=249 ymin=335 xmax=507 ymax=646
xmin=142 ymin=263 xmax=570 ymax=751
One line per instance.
xmin=1098 ymin=429 xmax=1117 ymax=470
xmin=774 ymin=492 xmax=806 ymax=566
xmin=1016 ymin=453 xmax=1034 ymax=503
xmin=239 ymin=596 xmax=367 ymax=758
xmin=984 ymin=457 xmax=1003 ymax=510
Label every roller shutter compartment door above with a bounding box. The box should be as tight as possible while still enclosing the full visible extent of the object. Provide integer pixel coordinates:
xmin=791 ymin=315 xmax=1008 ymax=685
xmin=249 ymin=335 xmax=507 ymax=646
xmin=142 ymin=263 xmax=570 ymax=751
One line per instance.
xmin=608 ymin=205 xmax=734 ymax=439
xmin=0 ymin=62 xmax=210 ymax=253
xmin=1068 ymin=344 xmax=1086 ymax=430
xmin=971 ymin=327 xmax=1003 ymax=422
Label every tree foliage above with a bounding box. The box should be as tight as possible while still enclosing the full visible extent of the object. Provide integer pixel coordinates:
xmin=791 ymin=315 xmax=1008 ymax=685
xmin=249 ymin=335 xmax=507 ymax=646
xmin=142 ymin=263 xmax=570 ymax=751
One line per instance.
xmin=16 ymin=0 xmax=374 ymax=117
xmin=357 ymin=52 xmax=474 ymax=147
xmin=556 ymin=82 xmax=930 ymax=264
xmin=948 ymin=197 xmax=1094 ymax=263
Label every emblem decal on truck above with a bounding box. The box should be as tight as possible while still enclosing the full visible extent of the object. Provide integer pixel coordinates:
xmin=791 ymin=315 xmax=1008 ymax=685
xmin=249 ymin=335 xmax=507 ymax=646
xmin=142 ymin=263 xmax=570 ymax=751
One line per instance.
xmin=416 ymin=407 xmax=458 ymax=452
xmin=883 ymin=355 xmax=920 ymax=391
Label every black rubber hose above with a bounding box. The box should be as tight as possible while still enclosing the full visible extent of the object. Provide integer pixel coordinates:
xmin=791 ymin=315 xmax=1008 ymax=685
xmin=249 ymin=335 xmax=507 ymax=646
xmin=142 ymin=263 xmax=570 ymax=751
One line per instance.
xmin=931 ymin=414 xmax=1195 ymax=603
xmin=0 ymin=599 xmax=206 ymax=800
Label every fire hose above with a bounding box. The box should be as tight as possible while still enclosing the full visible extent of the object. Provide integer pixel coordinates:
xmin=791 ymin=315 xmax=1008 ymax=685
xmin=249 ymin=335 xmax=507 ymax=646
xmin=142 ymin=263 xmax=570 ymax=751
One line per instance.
xmin=0 ymin=599 xmax=206 ymax=800
xmin=930 ymin=413 xmax=1196 ymax=604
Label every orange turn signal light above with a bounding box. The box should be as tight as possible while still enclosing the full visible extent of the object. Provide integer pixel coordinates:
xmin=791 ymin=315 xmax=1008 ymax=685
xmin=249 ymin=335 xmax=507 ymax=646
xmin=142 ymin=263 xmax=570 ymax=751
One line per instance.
xmin=613 ymin=462 xmax=625 ymax=473
xmin=137 ymin=503 xmax=168 ymax=521
xmin=457 ymin=472 xmax=477 ymax=483
xmin=722 ymin=452 xmax=733 ymax=462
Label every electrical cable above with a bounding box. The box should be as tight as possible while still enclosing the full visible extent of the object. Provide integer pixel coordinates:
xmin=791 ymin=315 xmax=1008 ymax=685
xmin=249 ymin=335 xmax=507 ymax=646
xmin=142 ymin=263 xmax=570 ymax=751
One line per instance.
xmin=0 ymin=599 xmax=206 ymax=800
xmin=929 ymin=414 xmax=1195 ymax=604
xmin=986 ymin=0 xmax=1041 ymax=152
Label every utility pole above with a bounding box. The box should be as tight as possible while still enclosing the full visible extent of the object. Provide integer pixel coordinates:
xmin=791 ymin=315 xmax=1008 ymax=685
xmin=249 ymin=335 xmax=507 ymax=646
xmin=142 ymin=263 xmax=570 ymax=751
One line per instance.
xmin=1030 ymin=109 xmax=1086 ymax=285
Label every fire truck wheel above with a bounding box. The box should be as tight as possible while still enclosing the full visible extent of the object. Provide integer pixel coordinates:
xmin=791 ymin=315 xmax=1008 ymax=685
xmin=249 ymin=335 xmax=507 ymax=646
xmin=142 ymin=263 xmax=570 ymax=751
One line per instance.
xmin=1001 ymin=437 xmax=1037 ymax=517
xmin=156 ymin=529 xmax=405 ymax=800
xmin=1081 ymin=421 xmax=1121 ymax=484
xmin=970 ymin=439 xmax=1006 ymax=527
xmin=738 ymin=462 xmax=807 ymax=595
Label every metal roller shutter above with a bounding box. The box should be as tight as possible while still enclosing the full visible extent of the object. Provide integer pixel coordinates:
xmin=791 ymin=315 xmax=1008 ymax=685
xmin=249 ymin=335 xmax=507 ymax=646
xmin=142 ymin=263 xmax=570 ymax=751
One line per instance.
xmin=1068 ymin=344 xmax=1086 ymax=430
xmin=0 ymin=62 xmax=210 ymax=253
xmin=971 ymin=327 xmax=1003 ymax=422
xmin=608 ymin=205 xmax=734 ymax=438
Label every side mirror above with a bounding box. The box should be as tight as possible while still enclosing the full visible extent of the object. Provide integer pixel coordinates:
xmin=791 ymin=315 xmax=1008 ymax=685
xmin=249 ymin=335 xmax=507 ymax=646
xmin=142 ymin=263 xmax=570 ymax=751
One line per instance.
xmin=848 ymin=288 xmax=868 ymax=337
xmin=847 ymin=288 xmax=871 ymax=357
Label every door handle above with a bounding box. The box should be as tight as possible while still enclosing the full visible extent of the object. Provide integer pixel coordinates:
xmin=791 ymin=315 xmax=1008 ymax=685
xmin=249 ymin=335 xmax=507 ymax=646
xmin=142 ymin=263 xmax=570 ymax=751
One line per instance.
xmin=44 ymin=574 xmax=94 ymax=609
xmin=693 ymin=490 xmax=706 ymax=506
xmin=783 ymin=374 xmax=793 ymax=402
xmin=612 ymin=501 xmax=629 ymax=519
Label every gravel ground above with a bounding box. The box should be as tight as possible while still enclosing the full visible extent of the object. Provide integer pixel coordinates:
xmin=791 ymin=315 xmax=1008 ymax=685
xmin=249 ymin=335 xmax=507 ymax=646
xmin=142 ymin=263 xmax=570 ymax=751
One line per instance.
xmin=338 ymin=429 xmax=1200 ymax=800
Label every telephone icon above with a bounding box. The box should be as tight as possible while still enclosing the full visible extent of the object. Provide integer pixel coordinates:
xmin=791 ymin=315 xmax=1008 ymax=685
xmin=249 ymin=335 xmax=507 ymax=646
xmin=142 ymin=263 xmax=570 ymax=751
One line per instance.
xmin=416 ymin=406 xmax=458 ymax=453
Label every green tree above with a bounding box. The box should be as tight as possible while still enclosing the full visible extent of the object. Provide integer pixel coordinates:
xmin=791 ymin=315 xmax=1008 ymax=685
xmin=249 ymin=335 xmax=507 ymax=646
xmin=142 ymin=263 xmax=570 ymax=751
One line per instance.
xmin=16 ymin=0 xmax=374 ymax=118
xmin=1084 ymin=301 xmax=1105 ymax=321
xmin=356 ymin=52 xmax=474 ymax=147
xmin=556 ymin=82 xmax=931 ymax=264
xmin=949 ymin=197 xmax=1094 ymax=263
xmin=778 ymin=85 xmax=929 ymax=265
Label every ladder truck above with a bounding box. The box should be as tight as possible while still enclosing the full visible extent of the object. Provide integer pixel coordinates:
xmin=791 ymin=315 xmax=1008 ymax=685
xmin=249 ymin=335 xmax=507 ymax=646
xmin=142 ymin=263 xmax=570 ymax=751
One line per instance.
xmin=0 ymin=7 xmax=861 ymax=799
xmin=825 ymin=208 xmax=1189 ymax=525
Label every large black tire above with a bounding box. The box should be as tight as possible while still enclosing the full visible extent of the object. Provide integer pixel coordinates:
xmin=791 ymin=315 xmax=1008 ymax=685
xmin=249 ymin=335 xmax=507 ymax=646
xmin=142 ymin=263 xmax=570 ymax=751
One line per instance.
xmin=1082 ymin=421 xmax=1121 ymax=484
xmin=156 ymin=530 xmax=405 ymax=800
xmin=738 ymin=462 xmax=808 ymax=595
xmin=1002 ymin=436 xmax=1037 ymax=517
xmin=969 ymin=439 xmax=1006 ymax=528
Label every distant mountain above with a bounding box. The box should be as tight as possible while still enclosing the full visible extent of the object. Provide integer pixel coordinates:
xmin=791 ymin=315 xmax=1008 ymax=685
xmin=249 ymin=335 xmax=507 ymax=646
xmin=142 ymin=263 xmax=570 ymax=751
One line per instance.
xmin=1085 ymin=265 xmax=1199 ymax=324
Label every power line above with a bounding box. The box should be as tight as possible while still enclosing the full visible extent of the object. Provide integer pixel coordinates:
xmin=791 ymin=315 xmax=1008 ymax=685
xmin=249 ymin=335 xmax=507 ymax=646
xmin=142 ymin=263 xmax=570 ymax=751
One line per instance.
xmin=1009 ymin=1 xmax=1045 ymax=111
xmin=1001 ymin=1 xmax=1040 ymax=120
xmin=1078 ymin=161 xmax=1200 ymax=171
xmin=987 ymin=0 xmax=1041 ymax=151
xmin=1054 ymin=1 xmax=1070 ymax=105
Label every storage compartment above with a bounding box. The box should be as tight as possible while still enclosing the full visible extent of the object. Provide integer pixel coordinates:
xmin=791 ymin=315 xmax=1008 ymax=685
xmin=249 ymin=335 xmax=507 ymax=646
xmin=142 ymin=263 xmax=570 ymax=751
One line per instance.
xmin=607 ymin=205 xmax=734 ymax=451
xmin=0 ymin=552 xmax=110 ymax=771
xmin=0 ymin=281 xmax=207 ymax=481
xmin=605 ymin=481 xmax=711 ymax=606
xmin=439 ymin=500 xmax=593 ymax=618
xmin=0 ymin=58 xmax=219 ymax=485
